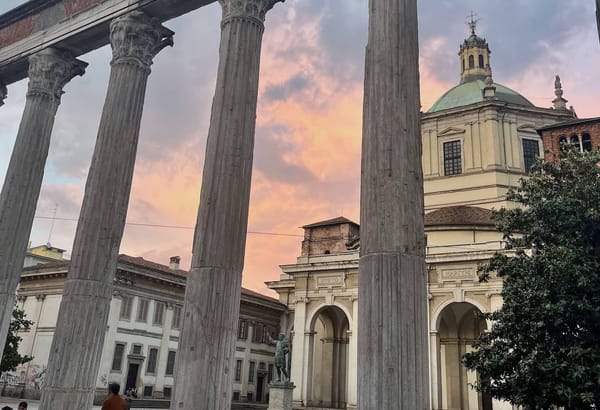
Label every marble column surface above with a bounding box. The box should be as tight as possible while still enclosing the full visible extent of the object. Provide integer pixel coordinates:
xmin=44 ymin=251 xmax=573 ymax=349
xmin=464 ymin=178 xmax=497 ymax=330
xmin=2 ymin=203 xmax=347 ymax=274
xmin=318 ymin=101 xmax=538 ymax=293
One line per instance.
xmin=0 ymin=48 xmax=86 ymax=353
xmin=39 ymin=12 xmax=173 ymax=410
xmin=171 ymin=1 xmax=282 ymax=409
xmin=358 ymin=0 xmax=430 ymax=409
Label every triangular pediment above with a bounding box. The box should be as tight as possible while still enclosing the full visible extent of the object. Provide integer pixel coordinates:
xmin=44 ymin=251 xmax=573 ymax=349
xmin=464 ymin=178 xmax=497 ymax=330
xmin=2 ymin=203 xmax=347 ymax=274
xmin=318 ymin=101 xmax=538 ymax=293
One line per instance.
xmin=437 ymin=126 xmax=466 ymax=137
xmin=517 ymin=124 xmax=538 ymax=133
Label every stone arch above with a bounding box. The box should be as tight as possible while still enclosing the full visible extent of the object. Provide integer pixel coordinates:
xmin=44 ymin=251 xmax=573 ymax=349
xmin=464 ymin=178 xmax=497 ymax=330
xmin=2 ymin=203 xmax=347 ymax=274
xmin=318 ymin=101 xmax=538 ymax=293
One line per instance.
xmin=431 ymin=296 xmax=488 ymax=331
xmin=306 ymin=301 xmax=353 ymax=332
xmin=306 ymin=304 xmax=350 ymax=409
xmin=435 ymin=302 xmax=491 ymax=410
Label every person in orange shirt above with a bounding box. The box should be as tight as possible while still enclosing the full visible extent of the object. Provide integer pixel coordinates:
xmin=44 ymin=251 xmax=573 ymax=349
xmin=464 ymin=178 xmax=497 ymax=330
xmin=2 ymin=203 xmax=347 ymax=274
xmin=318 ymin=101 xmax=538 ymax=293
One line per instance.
xmin=102 ymin=383 xmax=127 ymax=410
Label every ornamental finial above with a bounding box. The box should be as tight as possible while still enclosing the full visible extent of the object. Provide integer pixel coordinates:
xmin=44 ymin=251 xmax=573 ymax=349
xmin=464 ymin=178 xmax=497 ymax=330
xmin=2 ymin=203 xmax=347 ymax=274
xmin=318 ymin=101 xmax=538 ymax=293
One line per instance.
xmin=467 ymin=11 xmax=479 ymax=35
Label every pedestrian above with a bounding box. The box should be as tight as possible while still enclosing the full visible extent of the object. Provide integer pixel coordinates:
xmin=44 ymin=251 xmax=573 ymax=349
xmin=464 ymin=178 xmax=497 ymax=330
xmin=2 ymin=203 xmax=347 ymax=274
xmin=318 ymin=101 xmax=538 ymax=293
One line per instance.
xmin=2 ymin=406 xmax=13 ymax=410
xmin=102 ymin=382 xmax=127 ymax=410
xmin=17 ymin=403 xmax=27 ymax=410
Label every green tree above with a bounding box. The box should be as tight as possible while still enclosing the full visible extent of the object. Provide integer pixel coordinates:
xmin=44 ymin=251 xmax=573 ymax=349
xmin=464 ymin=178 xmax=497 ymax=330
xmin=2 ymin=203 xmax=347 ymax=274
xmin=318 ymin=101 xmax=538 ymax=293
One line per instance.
xmin=463 ymin=150 xmax=600 ymax=410
xmin=1 ymin=305 xmax=33 ymax=372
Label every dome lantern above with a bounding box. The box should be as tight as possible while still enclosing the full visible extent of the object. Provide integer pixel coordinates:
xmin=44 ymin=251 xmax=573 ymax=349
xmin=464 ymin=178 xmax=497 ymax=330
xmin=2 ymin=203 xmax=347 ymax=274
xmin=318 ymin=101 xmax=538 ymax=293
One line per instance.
xmin=459 ymin=12 xmax=491 ymax=83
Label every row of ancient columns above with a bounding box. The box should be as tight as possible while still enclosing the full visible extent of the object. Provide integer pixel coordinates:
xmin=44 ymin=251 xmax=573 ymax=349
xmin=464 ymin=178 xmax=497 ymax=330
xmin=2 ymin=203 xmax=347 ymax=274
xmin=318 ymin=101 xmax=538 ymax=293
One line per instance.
xmin=0 ymin=0 xmax=283 ymax=408
xmin=0 ymin=0 xmax=427 ymax=408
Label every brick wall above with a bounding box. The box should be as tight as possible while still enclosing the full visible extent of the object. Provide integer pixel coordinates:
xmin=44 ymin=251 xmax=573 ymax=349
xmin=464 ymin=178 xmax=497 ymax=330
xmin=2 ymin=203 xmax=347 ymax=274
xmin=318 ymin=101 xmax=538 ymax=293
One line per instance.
xmin=540 ymin=121 xmax=600 ymax=161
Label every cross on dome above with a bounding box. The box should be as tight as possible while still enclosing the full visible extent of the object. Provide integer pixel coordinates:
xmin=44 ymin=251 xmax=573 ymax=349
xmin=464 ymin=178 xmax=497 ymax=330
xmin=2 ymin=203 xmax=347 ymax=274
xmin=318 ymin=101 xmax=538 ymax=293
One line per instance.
xmin=467 ymin=11 xmax=479 ymax=35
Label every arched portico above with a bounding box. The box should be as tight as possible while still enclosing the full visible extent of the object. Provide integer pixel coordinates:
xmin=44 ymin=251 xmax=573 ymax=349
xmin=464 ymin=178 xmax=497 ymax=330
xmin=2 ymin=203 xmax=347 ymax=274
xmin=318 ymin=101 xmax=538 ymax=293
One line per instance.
xmin=432 ymin=302 xmax=490 ymax=410
xmin=304 ymin=304 xmax=350 ymax=409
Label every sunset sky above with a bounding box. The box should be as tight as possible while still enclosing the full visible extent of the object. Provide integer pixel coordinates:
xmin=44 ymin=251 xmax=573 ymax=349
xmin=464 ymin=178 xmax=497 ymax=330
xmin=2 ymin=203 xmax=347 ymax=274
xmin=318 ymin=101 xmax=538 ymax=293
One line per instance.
xmin=0 ymin=0 xmax=599 ymax=295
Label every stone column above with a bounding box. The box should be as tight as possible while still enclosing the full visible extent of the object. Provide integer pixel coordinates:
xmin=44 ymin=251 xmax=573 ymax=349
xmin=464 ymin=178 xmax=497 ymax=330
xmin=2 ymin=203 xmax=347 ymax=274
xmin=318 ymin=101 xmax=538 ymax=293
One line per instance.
xmin=0 ymin=49 xmax=86 ymax=349
xmin=290 ymin=298 xmax=307 ymax=404
xmin=171 ymin=1 xmax=282 ymax=409
xmin=346 ymin=297 xmax=358 ymax=409
xmin=429 ymin=331 xmax=442 ymax=409
xmin=358 ymin=0 xmax=430 ymax=408
xmin=39 ymin=12 xmax=173 ymax=410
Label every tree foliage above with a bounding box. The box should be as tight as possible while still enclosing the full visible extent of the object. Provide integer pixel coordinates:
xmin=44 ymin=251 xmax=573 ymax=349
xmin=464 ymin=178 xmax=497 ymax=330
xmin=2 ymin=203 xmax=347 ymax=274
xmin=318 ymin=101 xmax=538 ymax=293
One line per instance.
xmin=1 ymin=305 xmax=33 ymax=373
xmin=463 ymin=150 xmax=600 ymax=410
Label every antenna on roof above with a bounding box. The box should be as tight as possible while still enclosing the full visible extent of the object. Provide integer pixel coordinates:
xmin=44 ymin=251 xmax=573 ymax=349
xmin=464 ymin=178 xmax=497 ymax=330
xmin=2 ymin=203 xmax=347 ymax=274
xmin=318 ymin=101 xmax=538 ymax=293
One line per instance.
xmin=47 ymin=203 xmax=58 ymax=246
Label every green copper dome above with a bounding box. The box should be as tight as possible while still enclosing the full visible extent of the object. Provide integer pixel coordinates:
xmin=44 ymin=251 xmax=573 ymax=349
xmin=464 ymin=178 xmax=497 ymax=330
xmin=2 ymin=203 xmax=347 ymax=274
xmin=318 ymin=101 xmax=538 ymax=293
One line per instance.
xmin=428 ymin=79 xmax=534 ymax=113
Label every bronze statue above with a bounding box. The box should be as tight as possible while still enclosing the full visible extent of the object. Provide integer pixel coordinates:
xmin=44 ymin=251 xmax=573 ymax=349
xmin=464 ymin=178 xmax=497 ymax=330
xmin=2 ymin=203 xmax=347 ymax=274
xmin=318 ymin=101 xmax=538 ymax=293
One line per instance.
xmin=268 ymin=333 xmax=290 ymax=383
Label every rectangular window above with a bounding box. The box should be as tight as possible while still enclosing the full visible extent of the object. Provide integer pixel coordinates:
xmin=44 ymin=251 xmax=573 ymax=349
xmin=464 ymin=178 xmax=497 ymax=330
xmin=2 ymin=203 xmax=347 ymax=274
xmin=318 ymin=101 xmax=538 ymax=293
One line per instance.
xmin=268 ymin=364 xmax=274 ymax=383
xmin=164 ymin=387 xmax=172 ymax=399
xmin=443 ymin=140 xmax=462 ymax=176
xmin=522 ymin=138 xmax=539 ymax=172
xmin=235 ymin=359 xmax=242 ymax=382
xmin=232 ymin=391 xmax=240 ymax=401
xmin=238 ymin=320 xmax=248 ymax=340
xmin=132 ymin=344 xmax=142 ymax=355
xmin=153 ymin=302 xmax=165 ymax=326
xmin=252 ymin=323 xmax=263 ymax=343
xmin=137 ymin=298 xmax=149 ymax=322
xmin=247 ymin=392 xmax=253 ymax=402
xmin=143 ymin=386 xmax=153 ymax=397
xmin=166 ymin=351 xmax=176 ymax=376
xmin=146 ymin=348 xmax=158 ymax=374
xmin=172 ymin=306 xmax=182 ymax=329
xmin=111 ymin=343 xmax=125 ymax=371
xmin=119 ymin=295 xmax=132 ymax=320
xmin=248 ymin=361 xmax=256 ymax=383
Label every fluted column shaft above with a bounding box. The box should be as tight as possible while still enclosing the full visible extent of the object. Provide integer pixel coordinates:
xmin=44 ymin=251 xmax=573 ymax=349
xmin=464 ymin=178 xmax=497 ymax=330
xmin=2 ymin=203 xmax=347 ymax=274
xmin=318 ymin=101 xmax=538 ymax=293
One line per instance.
xmin=39 ymin=12 xmax=172 ymax=410
xmin=0 ymin=49 xmax=85 ymax=351
xmin=358 ymin=0 xmax=429 ymax=409
xmin=171 ymin=1 xmax=282 ymax=409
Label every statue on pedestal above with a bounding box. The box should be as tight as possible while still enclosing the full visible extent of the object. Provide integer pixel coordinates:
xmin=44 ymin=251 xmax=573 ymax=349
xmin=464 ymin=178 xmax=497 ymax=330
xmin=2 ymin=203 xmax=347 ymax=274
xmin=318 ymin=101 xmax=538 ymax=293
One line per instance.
xmin=267 ymin=333 xmax=290 ymax=384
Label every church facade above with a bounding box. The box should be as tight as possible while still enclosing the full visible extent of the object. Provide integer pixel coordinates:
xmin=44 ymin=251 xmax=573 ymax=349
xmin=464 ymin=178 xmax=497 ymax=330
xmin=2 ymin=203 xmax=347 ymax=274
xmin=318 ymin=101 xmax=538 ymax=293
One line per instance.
xmin=267 ymin=26 xmax=576 ymax=410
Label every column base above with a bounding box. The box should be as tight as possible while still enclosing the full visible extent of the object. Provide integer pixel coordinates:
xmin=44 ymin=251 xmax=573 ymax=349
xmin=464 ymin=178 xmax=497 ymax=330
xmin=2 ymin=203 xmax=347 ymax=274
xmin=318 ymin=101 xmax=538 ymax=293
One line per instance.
xmin=268 ymin=382 xmax=295 ymax=410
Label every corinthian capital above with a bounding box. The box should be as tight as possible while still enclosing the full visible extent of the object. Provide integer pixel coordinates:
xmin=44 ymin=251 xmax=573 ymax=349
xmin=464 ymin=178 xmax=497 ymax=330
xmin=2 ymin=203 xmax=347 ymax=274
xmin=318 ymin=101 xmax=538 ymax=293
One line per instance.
xmin=109 ymin=11 xmax=174 ymax=72
xmin=219 ymin=0 xmax=285 ymax=24
xmin=27 ymin=48 xmax=87 ymax=100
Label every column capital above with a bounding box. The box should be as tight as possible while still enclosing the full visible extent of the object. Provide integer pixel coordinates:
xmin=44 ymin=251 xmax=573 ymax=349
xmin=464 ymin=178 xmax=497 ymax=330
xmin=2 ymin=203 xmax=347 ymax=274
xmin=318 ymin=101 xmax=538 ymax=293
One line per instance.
xmin=109 ymin=11 xmax=174 ymax=72
xmin=27 ymin=48 xmax=87 ymax=101
xmin=219 ymin=0 xmax=284 ymax=25
xmin=0 ymin=83 xmax=7 ymax=106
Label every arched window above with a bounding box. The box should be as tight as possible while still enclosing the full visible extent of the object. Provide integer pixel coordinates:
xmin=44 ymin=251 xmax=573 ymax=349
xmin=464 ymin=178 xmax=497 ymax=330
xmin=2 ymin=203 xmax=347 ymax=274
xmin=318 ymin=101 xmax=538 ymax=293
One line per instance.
xmin=468 ymin=55 xmax=474 ymax=69
xmin=559 ymin=136 xmax=568 ymax=151
xmin=582 ymin=133 xmax=592 ymax=151
xmin=570 ymin=134 xmax=581 ymax=152
xmin=478 ymin=54 xmax=484 ymax=68
xmin=462 ymin=58 xmax=465 ymax=72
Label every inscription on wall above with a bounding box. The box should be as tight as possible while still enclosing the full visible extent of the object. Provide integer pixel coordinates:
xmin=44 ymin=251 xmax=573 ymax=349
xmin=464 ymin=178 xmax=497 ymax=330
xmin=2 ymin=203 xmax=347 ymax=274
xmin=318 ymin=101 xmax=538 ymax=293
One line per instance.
xmin=316 ymin=275 xmax=345 ymax=289
xmin=440 ymin=268 xmax=476 ymax=281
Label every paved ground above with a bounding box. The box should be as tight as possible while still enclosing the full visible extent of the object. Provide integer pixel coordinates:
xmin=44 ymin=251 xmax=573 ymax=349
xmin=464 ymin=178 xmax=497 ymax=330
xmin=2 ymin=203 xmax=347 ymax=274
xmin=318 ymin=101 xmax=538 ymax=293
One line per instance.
xmin=0 ymin=397 xmax=114 ymax=409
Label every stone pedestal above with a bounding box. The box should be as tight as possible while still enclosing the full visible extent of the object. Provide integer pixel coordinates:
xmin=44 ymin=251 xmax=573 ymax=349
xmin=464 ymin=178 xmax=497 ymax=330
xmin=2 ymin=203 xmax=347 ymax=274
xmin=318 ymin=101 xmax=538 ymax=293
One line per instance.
xmin=268 ymin=383 xmax=295 ymax=410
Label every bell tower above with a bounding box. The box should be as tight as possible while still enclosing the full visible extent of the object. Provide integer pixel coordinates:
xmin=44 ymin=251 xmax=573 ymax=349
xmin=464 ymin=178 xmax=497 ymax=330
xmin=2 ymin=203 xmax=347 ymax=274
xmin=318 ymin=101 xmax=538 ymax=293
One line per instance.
xmin=459 ymin=12 xmax=491 ymax=83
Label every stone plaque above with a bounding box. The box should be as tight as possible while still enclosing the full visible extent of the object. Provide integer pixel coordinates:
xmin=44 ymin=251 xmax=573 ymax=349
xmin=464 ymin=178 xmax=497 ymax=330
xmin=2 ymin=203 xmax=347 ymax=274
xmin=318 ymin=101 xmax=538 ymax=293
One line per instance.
xmin=441 ymin=268 xmax=475 ymax=281
xmin=316 ymin=275 xmax=344 ymax=288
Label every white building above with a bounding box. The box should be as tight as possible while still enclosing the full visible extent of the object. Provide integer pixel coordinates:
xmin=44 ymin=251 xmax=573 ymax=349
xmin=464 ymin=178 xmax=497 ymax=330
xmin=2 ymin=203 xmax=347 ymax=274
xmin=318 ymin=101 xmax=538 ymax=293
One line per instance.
xmin=5 ymin=254 xmax=285 ymax=405
xmin=266 ymin=26 xmax=576 ymax=410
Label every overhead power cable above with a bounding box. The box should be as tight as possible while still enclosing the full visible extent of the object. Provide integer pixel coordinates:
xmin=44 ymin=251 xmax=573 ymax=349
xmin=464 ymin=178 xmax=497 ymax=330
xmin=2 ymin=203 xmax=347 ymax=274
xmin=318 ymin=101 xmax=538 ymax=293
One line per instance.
xmin=33 ymin=215 xmax=303 ymax=238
